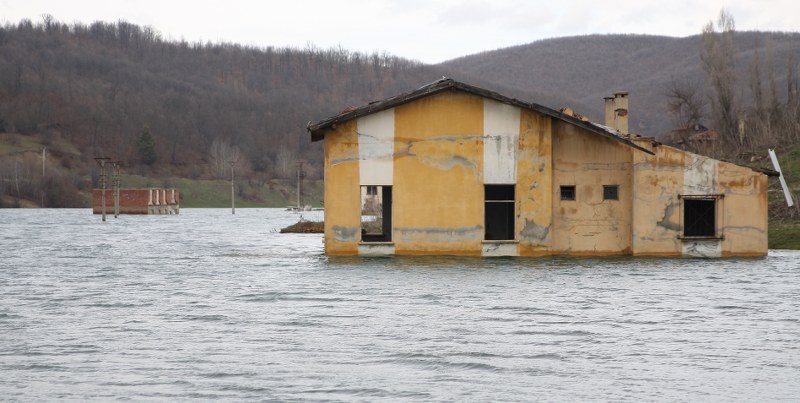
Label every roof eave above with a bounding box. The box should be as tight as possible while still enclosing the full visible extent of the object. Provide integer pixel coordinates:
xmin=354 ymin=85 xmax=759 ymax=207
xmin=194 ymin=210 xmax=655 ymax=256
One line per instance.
xmin=307 ymin=78 xmax=655 ymax=155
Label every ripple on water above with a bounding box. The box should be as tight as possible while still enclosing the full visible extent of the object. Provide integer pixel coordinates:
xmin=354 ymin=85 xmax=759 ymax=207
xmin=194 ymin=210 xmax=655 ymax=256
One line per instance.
xmin=0 ymin=208 xmax=799 ymax=401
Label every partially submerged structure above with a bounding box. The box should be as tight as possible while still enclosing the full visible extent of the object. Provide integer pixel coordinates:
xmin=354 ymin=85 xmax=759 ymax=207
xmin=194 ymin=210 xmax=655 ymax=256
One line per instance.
xmin=92 ymin=188 xmax=180 ymax=215
xmin=308 ymin=78 xmax=771 ymax=257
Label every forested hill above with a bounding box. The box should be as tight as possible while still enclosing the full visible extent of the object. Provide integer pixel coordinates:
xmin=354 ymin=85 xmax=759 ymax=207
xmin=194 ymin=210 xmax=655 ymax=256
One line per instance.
xmin=0 ymin=18 xmax=577 ymax=183
xmin=0 ymin=19 xmax=445 ymax=180
xmin=2 ymin=18 xmax=800 ymax=189
xmin=440 ymin=32 xmax=800 ymax=135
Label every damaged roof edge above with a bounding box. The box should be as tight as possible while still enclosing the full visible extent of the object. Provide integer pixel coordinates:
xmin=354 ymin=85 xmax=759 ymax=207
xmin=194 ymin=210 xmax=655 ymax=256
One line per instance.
xmin=307 ymin=78 xmax=655 ymax=154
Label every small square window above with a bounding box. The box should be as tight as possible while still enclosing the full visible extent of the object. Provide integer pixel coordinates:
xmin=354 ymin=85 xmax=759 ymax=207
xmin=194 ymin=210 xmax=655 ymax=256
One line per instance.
xmin=560 ymin=185 xmax=576 ymax=201
xmin=603 ymin=185 xmax=619 ymax=201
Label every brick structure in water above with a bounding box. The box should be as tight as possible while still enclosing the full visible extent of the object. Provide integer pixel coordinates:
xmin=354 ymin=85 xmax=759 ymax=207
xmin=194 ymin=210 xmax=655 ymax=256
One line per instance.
xmin=92 ymin=188 xmax=180 ymax=215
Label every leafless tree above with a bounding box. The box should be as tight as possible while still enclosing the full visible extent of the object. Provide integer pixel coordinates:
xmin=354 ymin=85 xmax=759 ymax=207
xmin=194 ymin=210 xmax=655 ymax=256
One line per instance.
xmin=208 ymin=137 xmax=249 ymax=179
xmin=274 ymin=144 xmax=295 ymax=179
xmin=701 ymin=9 xmax=739 ymax=145
xmin=666 ymin=78 xmax=706 ymax=131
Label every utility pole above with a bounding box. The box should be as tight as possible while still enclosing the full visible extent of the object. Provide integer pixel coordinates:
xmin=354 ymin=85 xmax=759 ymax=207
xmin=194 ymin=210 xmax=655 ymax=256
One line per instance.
xmin=296 ymin=160 xmax=306 ymax=211
xmin=111 ymin=161 xmax=122 ymax=218
xmin=229 ymin=160 xmax=235 ymax=215
xmin=94 ymin=157 xmax=111 ymax=222
xmin=41 ymin=147 xmax=45 ymax=208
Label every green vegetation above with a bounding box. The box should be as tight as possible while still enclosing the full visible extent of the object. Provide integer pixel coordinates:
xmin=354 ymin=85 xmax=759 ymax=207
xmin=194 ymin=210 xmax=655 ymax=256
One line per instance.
xmin=761 ymin=143 xmax=800 ymax=249
xmin=136 ymin=127 xmax=157 ymax=166
xmin=769 ymin=221 xmax=800 ymax=249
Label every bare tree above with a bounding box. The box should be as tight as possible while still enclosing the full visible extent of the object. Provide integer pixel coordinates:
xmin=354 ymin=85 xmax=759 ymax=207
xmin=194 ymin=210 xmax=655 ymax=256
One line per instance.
xmin=274 ymin=144 xmax=295 ymax=179
xmin=701 ymin=9 xmax=739 ymax=145
xmin=208 ymin=137 xmax=249 ymax=179
xmin=666 ymin=78 xmax=706 ymax=131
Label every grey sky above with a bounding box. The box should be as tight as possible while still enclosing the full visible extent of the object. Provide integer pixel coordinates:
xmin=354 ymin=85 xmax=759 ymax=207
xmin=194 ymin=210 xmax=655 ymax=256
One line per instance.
xmin=1 ymin=0 xmax=798 ymax=63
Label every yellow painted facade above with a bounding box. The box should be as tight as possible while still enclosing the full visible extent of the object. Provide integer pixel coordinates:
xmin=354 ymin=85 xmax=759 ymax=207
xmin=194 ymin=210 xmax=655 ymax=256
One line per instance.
xmin=551 ymin=121 xmax=633 ymax=255
xmin=312 ymin=82 xmax=769 ymax=257
xmin=517 ymin=109 xmax=553 ymax=256
xmin=393 ymin=92 xmax=485 ymax=255
xmin=323 ymin=120 xmax=360 ymax=255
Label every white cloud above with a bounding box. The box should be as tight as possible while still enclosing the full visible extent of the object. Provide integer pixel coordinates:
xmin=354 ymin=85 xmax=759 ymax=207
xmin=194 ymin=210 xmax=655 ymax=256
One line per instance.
xmin=1 ymin=0 xmax=798 ymax=63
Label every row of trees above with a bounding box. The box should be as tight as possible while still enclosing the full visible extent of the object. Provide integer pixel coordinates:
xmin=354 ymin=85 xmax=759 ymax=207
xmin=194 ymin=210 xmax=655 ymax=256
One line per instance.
xmin=0 ymin=16 xmax=446 ymax=186
xmin=669 ymin=10 xmax=800 ymax=161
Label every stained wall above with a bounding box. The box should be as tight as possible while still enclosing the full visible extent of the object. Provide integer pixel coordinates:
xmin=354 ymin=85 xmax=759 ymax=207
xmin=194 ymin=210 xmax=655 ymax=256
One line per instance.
xmin=320 ymin=90 xmax=768 ymax=257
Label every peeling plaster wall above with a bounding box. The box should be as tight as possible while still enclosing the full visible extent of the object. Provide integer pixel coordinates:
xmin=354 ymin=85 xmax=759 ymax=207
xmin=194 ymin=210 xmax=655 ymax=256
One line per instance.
xmin=483 ymin=99 xmax=519 ymax=184
xmin=681 ymin=153 xmax=721 ymax=257
xmin=631 ymin=142 xmax=768 ymax=257
xmin=517 ymin=109 xmax=553 ymax=256
xmin=632 ymin=142 xmax=684 ymax=255
xmin=718 ymin=161 xmax=768 ymax=256
xmin=323 ymin=120 xmax=360 ymax=255
xmin=393 ymin=91 xmax=484 ymax=255
xmin=357 ymin=108 xmax=394 ymax=186
xmin=320 ymin=90 xmax=767 ymax=257
xmin=551 ymin=122 xmax=632 ymax=255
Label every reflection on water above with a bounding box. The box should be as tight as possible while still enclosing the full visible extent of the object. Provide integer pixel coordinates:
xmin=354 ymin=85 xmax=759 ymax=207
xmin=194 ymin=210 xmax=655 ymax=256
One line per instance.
xmin=1 ymin=208 xmax=799 ymax=401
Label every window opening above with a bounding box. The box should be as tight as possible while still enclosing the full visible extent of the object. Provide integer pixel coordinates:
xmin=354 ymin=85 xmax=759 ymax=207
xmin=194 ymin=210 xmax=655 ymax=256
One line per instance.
xmin=485 ymin=184 xmax=515 ymax=240
xmin=560 ymin=185 xmax=576 ymax=201
xmin=603 ymin=185 xmax=619 ymax=201
xmin=361 ymin=185 xmax=392 ymax=242
xmin=682 ymin=197 xmax=716 ymax=237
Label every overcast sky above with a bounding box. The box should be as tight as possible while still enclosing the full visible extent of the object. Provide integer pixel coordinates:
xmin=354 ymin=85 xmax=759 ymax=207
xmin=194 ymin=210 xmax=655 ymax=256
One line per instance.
xmin=2 ymin=0 xmax=798 ymax=64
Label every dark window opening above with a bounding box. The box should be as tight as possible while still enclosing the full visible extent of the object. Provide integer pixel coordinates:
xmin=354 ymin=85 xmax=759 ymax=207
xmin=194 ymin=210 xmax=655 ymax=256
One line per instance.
xmin=603 ymin=185 xmax=619 ymax=201
xmin=361 ymin=185 xmax=392 ymax=242
xmin=683 ymin=198 xmax=716 ymax=237
xmin=560 ymin=185 xmax=576 ymax=201
xmin=485 ymin=185 xmax=515 ymax=240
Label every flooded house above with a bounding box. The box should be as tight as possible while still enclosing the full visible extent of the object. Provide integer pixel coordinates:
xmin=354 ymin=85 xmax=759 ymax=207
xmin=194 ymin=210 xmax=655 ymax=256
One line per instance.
xmin=92 ymin=188 xmax=180 ymax=215
xmin=307 ymin=78 xmax=770 ymax=257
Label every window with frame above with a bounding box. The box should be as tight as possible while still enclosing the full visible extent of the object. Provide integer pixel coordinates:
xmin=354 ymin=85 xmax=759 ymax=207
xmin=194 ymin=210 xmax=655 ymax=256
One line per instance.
xmin=560 ymin=185 xmax=576 ymax=201
xmin=603 ymin=185 xmax=619 ymax=201
xmin=485 ymin=185 xmax=515 ymax=240
xmin=681 ymin=195 xmax=719 ymax=238
xmin=360 ymin=185 xmax=392 ymax=242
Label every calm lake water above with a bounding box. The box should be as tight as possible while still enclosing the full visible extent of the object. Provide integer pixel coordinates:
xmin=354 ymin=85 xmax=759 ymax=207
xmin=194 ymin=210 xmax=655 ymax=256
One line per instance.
xmin=1 ymin=208 xmax=800 ymax=401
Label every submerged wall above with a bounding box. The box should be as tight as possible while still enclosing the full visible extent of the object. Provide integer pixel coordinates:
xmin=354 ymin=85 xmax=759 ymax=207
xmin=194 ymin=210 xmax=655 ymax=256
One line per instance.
xmin=321 ymin=90 xmax=768 ymax=257
xmin=92 ymin=188 xmax=180 ymax=215
xmin=551 ymin=121 xmax=633 ymax=255
xmin=631 ymin=141 xmax=768 ymax=257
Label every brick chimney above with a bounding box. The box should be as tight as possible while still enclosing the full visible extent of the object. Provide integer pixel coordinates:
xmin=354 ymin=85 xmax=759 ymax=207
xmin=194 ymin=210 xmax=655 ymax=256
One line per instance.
xmin=613 ymin=91 xmax=629 ymax=135
xmin=604 ymin=96 xmax=615 ymax=128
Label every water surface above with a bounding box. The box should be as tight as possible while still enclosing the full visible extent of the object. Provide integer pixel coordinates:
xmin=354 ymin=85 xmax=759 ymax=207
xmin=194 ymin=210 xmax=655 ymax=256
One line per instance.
xmin=1 ymin=209 xmax=799 ymax=401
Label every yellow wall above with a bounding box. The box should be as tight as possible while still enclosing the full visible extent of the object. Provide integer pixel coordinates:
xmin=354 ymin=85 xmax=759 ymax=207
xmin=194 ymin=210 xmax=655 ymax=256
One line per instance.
xmin=320 ymin=90 xmax=768 ymax=257
xmin=630 ymin=142 xmax=768 ymax=257
xmin=551 ymin=122 xmax=633 ymax=255
xmin=517 ymin=110 xmax=553 ymax=256
xmin=631 ymin=143 xmax=684 ymax=256
xmin=323 ymin=120 xmax=360 ymax=255
xmin=718 ymin=161 xmax=769 ymax=256
xmin=392 ymin=91 xmax=485 ymax=255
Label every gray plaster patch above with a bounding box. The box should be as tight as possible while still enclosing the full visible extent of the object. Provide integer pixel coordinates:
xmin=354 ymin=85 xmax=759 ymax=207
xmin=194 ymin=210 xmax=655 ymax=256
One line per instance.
xmin=394 ymin=225 xmax=482 ymax=243
xmin=520 ymin=219 xmax=550 ymax=242
xmin=332 ymin=225 xmax=359 ymax=242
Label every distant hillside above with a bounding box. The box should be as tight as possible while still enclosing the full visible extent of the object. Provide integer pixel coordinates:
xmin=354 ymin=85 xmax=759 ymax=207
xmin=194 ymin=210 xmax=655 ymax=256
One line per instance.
xmin=2 ymin=17 xmax=800 ymax=207
xmin=0 ymin=18 xmax=569 ymax=182
xmin=439 ymin=32 xmax=800 ymax=136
